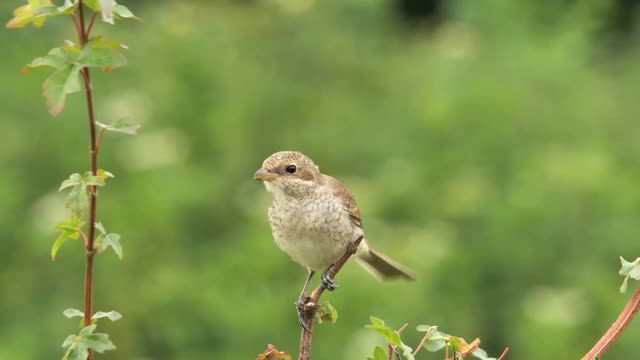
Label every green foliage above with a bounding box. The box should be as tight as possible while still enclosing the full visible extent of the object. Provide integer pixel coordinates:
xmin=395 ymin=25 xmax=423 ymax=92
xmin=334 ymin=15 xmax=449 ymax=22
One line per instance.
xmin=59 ymin=171 xmax=110 ymax=214
xmin=52 ymin=216 xmax=84 ymax=260
xmin=619 ymin=257 xmax=640 ymax=293
xmin=94 ymin=222 xmax=123 ymax=259
xmin=96 ymin=116 xmax=140 ymax=135
xmin=62 ymin=325 xmax=116 ymax=360
xmin=6 ymin=0 xmax=53 ymax=28
xmin=367 ymin=346 xmax=387 ymax=360
xmin=315 ymin=301 xmax=338 ymax=325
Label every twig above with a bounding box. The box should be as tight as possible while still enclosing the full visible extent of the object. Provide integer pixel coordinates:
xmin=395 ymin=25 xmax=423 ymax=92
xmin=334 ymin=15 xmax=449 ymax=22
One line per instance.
xmin=396 ymin=323 xmax=408 ymax=335
xmin=297 ymin=235 xmax=364 ymax=360
xmin=387 ymin=344 xmax=394 ymax=360
xmin=412 ymin=325 xmax=436 ymax=357
xmin=497 ymin=347 xmax=509 ymax=360
xmin=580 ymin=286 xmax=640 ymax=360
xmin=77 ymin=2 xmax=99 ymax=360
xmin=86 ymin=12 xmax=97 ymax=38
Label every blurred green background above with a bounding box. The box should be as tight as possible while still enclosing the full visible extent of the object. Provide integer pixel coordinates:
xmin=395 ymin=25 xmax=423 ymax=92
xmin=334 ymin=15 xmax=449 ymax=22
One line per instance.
xmin=1 ymin=0 xmax=640 ymax=359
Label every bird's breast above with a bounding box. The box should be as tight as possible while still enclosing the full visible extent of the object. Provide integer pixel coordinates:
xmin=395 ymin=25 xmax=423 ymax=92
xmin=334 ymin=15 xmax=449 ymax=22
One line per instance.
xmin=267 ymin=192 xmax=361 ymax=271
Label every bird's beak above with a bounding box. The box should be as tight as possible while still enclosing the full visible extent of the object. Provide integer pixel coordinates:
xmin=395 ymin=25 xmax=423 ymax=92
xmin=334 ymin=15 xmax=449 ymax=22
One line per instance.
xmin=254 ymin=168 xmax=278 ymax=181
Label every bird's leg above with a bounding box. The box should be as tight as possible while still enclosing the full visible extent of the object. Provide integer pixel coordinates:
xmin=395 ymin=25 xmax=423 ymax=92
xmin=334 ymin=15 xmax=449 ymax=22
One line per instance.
xmin=320 ymin=264 xmax=339 ymax=291
xmin=295 ymin=269 xmax=315 ymax=332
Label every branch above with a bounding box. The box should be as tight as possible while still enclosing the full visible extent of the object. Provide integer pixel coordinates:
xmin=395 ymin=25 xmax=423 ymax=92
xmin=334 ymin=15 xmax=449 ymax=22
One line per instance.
xmin=297 ymin=235 xmax=364 ymax=360
xmin=580 ymin=286 xmax=640 ymax=360
xmin=77 ymin=2 xmax=99 ymax=359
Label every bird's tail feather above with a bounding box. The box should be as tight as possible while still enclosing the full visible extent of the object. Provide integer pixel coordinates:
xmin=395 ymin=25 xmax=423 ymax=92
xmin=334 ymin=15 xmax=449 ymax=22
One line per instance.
xmin=355 ymin=240 xmax=415 ymax=281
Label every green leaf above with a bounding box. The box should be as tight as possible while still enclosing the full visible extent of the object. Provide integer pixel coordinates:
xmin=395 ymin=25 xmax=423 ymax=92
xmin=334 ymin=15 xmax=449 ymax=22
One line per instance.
xmin=113 ymin=4 xmax=142 ymax=21
xmin=52 ymin=216 xmax=84 ymax=260
xmin=472 ymin=348 xmax=497 ymax=360
xmin=96 ymin=232 xmax=123 ymax=259
xmin=59 ymin=173 xmax=82 ymax=191
xmin=77 ymin=37 xmax=127 ymax=72
xmin=619 ymin=257 xmax=640 ymax=293
xmin=416 ymin=325 xmax=450 ymax=352
xmin=92 ymin=311 xmax=122 ymax=322
xmin=62 ymin=324 xmax=116 ymax=360
xmin=43 ymin=63 xmax=81 ymax=116
xmin=367 ymin=346 xmax=388 ymax=360
xmin=398 ymin=343 xmax=415 ymax=360
xmin=6 ymin=0 xmax=53 ymax=29
xmin=315 ymin=301 xmax=338 ymax=324
xmin=366 ymin=316 xmax=402 ymax=347
xmin=22 ymin=48 xmax=69 ymax=74
xmin=63 ymin=308 xmax=85 ymax=318
xmin=96 ymin=116 xmax=141 ymax=135
xmin=95 ymin=222 xmax=107 ymax=235
xmin=33 ymin=1 xmax=76 ymax=19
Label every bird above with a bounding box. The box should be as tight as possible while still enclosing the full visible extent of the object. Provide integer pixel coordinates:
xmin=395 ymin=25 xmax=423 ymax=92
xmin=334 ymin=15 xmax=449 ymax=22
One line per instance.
xmin=254 ymin=151 xmax=415 ymax=329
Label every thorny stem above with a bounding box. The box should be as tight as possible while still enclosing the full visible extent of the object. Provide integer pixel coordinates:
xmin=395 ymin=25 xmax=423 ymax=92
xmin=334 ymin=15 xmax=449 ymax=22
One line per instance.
xmin=77 ymin=2 xmax=99 ymax=359
xmin=297 ymin=235 xmax=364 ymax=360
xmin=580 ymin=286 xmax=640 ymax=360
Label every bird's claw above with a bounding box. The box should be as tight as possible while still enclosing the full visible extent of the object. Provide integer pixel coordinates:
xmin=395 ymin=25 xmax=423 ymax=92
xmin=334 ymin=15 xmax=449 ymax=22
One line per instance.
xmin=295 ymin=297 xmax=314 ymax=333
xmin=321 ymin=266 xmax=339 ymax=291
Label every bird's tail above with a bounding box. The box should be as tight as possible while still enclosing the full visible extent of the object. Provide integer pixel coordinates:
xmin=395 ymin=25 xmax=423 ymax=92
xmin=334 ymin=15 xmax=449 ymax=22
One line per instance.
xmin=355 ymin=239 xmax=415 ymax=281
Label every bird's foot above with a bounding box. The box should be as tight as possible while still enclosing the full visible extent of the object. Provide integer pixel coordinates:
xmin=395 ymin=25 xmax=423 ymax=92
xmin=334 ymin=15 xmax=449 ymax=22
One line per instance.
xmin=321 ymin=265 xmax=339 ymax=291
xmin=295 ymin=296 xmax=314 ymax=333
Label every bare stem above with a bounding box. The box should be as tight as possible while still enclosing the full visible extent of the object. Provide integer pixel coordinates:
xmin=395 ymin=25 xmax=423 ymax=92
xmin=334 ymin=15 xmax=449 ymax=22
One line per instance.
xmin=412 ymin=325 xmax=436 ymax=357
xmin=497 ymin=347 xmax=509 ymax=360
xmin=86 ymin=12 xmax=97 ymax=38
xmin=77 ymin=2 xmax=99 ymax=360
xmin=580 ymin=286 xmax=640 ymax=360
xmin=297 ymin=235 xmax=364 ymax=360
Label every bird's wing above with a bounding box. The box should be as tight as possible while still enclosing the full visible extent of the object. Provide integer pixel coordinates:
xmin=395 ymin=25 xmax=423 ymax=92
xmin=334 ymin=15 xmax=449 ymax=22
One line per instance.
xmin=322 ymin=174 xmax=363 ymax=228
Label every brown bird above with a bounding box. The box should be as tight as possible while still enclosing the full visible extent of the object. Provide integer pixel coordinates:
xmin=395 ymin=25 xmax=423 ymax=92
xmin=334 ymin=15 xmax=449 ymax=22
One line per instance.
xmin=254 ymin=151 xmax=414 ymax=328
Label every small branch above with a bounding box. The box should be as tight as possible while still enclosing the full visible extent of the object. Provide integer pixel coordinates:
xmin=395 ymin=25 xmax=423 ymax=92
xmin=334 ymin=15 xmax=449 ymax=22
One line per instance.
xmin=387 ymin=344 xmax=393 ymax=360
xmin=497 ymin=347 xmax=509 ymax=360
xmin=396 ymin=323 xmax=408 ymax=335
xmin=580 ymin=286 xmax=640 ymax=360
xmin=70 ymin=14 xmax=82 ymax=38
xmin=76 ymin=228 xmax=89 ymax=251
xmin=85 ymin=12 xmax=97 ymax=38
xmin=95 ymin=127 xmax=106 ymax=155
xmin=412 ymin=325 xmax=436 ymax=357
xmin=297 ymin=235 xmax=364 ymax=360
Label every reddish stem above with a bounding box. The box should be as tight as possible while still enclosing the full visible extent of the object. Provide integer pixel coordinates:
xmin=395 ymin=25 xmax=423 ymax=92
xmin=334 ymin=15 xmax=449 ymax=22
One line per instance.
xmin=497 ymin=347 xmax=509 ymax=360
xmin=297 ymin=235 xmax=364 ymax=360
xmin=86 ymin=12 xmax=97 ymax=38
xmin=580 ymin=286 xmax=640 ymax=360
xmin=77 ymin=2 xmax=99 ymax=360
xmin=412 ymin=326 xmax=436 ymax=357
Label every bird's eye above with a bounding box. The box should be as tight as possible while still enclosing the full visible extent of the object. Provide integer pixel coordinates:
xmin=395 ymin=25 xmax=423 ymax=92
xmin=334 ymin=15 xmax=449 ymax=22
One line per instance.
xmin=285 ymin=165 xmax=297 ymax=174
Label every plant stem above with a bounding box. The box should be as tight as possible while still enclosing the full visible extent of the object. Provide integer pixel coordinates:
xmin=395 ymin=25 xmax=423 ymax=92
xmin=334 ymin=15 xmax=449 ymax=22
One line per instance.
xmin=297 ymin=235 xmax=364 ymax=360
xmin=580 ymin=286 xmax=640 ymax=360
xmin=77 ymin=2 xmax=99 ymax=359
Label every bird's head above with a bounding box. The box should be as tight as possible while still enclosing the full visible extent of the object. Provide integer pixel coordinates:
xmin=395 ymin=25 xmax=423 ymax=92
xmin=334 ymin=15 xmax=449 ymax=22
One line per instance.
xmin=254 ymin=151 xmax=322 ymax=197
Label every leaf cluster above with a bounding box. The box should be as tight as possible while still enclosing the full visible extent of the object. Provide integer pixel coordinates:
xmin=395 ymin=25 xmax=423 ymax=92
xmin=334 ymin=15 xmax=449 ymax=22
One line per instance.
xmin=367 ymin=317 xmax=497 ymax=360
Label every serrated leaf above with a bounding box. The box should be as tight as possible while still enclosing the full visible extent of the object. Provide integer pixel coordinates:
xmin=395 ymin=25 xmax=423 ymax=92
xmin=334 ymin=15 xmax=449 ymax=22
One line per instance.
xmin=43 ymin=63 xmax=81 ymax=116
xmin=6 ymin=0 xmax=53 ymax=29
xmin=366 ymin=317 xmax=402 ymax=347
xmin=368 ymin=346 xmax=387 ymax=360
xmin=92 ymin=311 xmax=122 ymax=322
xmin=77 ymin=37 xmax=127 ymax=72
xmin=64 ymin=308 xmax=85 ymax=318
xmin=96 ymin=116 xmax=140 ymax=135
